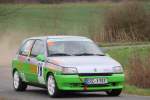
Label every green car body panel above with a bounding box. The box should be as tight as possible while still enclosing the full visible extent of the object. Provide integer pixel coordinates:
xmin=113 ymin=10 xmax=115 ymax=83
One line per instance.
xmin=12 ymin=36 xmax=125 ymax=92
xmin=55 ymin=74 xmax=124 ymax=90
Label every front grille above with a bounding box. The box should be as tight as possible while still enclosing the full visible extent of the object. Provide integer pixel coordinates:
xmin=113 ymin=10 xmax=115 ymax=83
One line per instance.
xmin=83 ymin=83 xmax=111 ymax=87
xmin=78 ymin=73 xmax=112 ymax=76
xmin=69 ymin=83 xmax=112 ymax=87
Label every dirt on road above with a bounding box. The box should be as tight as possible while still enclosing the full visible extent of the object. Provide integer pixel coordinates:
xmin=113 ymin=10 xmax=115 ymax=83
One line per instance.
xmin=0 ymin=34 xmax=20 ymax=67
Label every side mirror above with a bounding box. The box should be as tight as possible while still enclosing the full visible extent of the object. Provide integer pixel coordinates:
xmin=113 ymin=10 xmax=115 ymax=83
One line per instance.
xmin=36 ymin=54 xmax=45 ymax=62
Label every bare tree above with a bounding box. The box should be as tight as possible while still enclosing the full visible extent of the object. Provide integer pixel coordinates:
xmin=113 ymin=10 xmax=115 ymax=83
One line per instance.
xmin=104 ymin=1 xmax=150 ymax=42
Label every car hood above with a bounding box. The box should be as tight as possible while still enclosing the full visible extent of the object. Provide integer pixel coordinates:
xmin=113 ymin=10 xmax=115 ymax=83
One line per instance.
xmin=47 ymin=56 xmax=121 ymax=73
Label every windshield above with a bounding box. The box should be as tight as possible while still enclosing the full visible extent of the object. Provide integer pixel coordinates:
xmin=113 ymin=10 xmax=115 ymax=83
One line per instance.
xmin=47 ymin=40 xmax=104 ymax=56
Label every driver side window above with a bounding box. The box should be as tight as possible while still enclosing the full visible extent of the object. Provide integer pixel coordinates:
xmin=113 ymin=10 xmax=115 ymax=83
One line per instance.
xmin=30 ymin=40 xmax=45 ymax=57
xmin=19 ymin=40 xmax=34 ymax=56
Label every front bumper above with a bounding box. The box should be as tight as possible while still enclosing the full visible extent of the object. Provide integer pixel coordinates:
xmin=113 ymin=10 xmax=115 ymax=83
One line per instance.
xmin=55 ymin=73 xmax=125 ymax=91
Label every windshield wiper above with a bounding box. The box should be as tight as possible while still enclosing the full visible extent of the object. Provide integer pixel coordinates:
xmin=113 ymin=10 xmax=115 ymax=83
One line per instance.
xmin=74 ymin=53 xmax=94 ymax=56
xmin=74 ymin=53 xmax=105 ymax=56
xmin=94 ymin=54 xmax=105 ymax=56
xmin=49 ymin=53 xmax=72 ymax=56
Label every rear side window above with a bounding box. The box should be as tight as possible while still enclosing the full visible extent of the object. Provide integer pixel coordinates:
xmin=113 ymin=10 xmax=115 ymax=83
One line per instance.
xmin=30 ymin=40 xmax=45 ymax=57
xmin=19 ymin=40 xmax=34 ymax=56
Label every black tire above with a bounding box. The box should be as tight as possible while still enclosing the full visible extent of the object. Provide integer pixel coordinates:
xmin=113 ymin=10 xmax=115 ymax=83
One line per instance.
xmin=13 ymin=71 xmax=27 ymax=91
xmin=47 ymin=74 xmax=61 ymax=98
xmin=106 ymin=89 xmax=122 ymax=96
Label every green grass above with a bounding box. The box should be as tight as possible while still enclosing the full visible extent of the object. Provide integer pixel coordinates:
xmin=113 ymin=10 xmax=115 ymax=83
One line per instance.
xmin=124 ymin=85 xmax=150 ymax=96
xmin=107 ymin=46 xmax=150 ymax=67
xmin=0 ymin=3 xmax=111 ymax=35
xmin=107 ymin=46 xmax=150 ymax=96
xmin=0 ymin=2 xmax=149 ymax=37
xmin=100 ymin=42 xmax=150 ymax=47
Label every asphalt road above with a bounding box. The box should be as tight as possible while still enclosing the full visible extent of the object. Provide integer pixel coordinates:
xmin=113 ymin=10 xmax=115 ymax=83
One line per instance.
xmin=0 ymin=66 xmax=150 ymax=100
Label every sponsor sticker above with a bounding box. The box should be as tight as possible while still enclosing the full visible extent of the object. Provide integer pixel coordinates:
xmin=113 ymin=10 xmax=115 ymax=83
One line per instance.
xmin=47 ymin=41 xmax=55 ymax=46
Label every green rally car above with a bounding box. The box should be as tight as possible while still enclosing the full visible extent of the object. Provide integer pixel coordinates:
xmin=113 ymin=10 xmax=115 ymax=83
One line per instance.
xmin=12 ymin=36 xmax=125 ymax=97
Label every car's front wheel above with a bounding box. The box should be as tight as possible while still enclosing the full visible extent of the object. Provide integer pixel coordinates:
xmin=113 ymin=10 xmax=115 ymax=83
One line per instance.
xmin=106 ymin=89 xmax=122 ymax=96
xmin=13 ymin=71 xmax=27 ymax=91
xmin=47 ymin=74 xmax=61 ymax=97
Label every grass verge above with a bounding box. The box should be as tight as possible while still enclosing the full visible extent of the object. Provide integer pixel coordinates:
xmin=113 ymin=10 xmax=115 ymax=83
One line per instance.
xmin=124 ymin=85 xmax=150 ymax=96
xmin=107 ymin=46 xmax=150 ymax=96
xmin=0 ymin=2 xmax=149 ymax=37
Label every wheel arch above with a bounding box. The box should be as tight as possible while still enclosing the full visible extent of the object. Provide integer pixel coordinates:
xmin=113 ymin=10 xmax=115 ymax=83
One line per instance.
xmin=12 ymin=68 xmax=18 ymax=75
xmin=45 ymin=71 xmax=53 ymax=82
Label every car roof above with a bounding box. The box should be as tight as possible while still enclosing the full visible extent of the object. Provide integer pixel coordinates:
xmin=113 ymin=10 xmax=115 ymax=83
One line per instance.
xmin=26 ymin=36 xmax=91 ymax=41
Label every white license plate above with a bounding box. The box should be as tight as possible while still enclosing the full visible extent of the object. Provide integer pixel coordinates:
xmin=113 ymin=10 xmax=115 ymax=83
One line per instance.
xmin=84 ymin=78 xmax=108 ymax=85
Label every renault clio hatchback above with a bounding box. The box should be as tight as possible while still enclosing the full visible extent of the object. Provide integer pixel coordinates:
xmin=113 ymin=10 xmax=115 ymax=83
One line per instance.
xmin=12 ymin=36 xmax=125 ymax=97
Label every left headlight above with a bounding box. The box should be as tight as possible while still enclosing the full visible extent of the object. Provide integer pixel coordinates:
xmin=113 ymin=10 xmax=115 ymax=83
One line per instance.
xmin=62 ymin=67 xmax=78 ymax=74
xmin=112 ymin=66 xmax=123 ymax=73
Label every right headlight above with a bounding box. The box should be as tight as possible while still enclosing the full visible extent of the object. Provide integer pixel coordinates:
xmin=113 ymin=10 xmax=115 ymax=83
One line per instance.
xmin=62 ymin=67 xmax=78 ymax=74
xmin=112 ymin=66 xmax=123 ymax=73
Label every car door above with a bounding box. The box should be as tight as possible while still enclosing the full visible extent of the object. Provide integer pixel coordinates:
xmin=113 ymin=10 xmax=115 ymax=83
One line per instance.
xmin=28 ymin=39 xmax=45 ymax=84
xmin=18 ymin=39 xmax=35 ymax=82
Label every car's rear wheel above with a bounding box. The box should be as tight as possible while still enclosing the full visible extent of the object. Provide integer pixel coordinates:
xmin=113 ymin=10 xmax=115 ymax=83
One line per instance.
xmin=13 ymin=71 xmax=27 ymax=91
xmin=47 ymin=74 xmax=61 ymax=97
xmin=106 ymin=89 xmax=122 ymax=96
